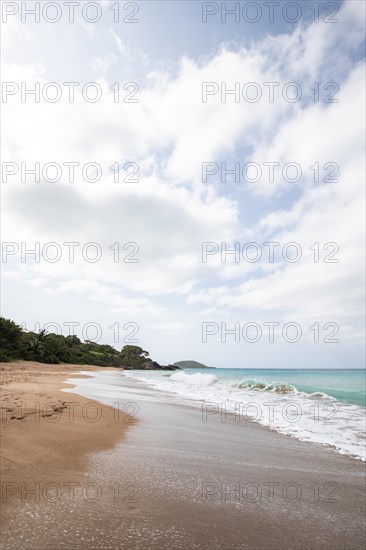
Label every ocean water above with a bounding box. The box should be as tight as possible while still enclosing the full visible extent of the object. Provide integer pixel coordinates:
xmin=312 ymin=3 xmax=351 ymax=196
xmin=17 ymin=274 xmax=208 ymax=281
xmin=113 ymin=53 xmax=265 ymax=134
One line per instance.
xmin=123 ymin=368 xmax=366 ymax=461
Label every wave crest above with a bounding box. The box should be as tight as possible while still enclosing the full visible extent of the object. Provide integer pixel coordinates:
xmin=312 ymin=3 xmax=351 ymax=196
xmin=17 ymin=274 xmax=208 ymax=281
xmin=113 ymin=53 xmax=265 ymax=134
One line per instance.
xmin=235 ymin=379 xmax=296 ymax=394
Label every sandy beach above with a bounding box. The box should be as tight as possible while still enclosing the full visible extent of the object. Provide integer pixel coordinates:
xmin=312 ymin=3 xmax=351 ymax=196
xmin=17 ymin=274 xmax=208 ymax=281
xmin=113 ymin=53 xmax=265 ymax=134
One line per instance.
xmin=1 ymin=364 xmax=365 ymax=550
xmin=0 ymin=361 xmax=133 ymax=548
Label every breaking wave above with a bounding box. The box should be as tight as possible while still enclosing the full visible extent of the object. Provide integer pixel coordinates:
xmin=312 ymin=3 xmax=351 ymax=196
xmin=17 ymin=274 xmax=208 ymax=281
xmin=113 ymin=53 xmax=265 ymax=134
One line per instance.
xmin=233 ymin=379 xmax=296 ymax=394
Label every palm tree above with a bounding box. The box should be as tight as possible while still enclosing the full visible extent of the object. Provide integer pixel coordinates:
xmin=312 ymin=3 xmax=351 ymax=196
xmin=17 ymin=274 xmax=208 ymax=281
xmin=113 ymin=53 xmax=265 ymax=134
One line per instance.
xmin=28 ymin=329 xmax=47 ymax=358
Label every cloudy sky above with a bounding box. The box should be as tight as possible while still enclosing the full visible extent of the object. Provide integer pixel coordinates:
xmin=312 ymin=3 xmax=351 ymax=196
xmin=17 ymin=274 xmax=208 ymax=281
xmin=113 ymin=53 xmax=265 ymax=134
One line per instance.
xmin=1 ymin=0 xmax=365 ymax=368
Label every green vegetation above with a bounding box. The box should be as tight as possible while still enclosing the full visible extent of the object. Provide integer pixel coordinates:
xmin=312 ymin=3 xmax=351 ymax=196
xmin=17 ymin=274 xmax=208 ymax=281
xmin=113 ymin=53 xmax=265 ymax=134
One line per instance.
xmin=0 ymin=317 xmax=150 ymax=368
xmin=0 ymin=317 xmax=23 ymax=362
xmin=120 ymin=345 xmax=150 ymax=366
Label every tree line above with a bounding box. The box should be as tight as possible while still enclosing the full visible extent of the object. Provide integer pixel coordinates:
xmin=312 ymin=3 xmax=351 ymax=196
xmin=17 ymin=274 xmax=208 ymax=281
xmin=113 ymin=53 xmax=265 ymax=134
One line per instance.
xmin=0 ymin=317 xmax=150 ymax=367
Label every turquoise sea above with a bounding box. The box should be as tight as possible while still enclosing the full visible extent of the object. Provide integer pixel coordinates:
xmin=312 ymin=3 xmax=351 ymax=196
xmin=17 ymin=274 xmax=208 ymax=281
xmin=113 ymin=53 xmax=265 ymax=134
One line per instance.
xmin=192 ymin=367 xmax=366 ymax=407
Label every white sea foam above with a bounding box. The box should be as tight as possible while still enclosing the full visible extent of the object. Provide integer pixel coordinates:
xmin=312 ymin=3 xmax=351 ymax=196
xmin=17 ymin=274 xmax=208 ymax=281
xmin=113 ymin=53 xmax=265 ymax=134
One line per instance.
xmin=123 ymin=370 xmax=366 ymax=461
xmin=170 ymin=371 xmax=218 ymax=386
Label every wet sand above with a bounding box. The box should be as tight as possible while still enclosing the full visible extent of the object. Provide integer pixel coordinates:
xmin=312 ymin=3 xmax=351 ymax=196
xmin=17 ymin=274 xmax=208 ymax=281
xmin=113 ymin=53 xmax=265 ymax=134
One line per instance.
xmin=1 ymin=366 xmax=365 ymax=549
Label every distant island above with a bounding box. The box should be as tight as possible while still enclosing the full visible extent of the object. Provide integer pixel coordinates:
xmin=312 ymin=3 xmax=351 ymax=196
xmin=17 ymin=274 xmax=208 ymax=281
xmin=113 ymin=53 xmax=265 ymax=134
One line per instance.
xmin=173 ymin=360 xmax=213 ymax=369
xmin=0 ymin=317 xmax=179 ymax=371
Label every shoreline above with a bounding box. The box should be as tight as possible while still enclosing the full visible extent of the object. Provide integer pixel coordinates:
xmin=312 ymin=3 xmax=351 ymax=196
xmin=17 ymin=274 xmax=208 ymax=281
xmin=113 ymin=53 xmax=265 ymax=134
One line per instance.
xmin=0 ymin=361 xmax=133 ymax=537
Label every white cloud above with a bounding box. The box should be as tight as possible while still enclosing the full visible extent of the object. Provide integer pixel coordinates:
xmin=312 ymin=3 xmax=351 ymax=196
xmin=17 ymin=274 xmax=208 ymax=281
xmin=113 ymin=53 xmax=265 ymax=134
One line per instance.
xmin=90 ymin=53 xmax=118 ymax=73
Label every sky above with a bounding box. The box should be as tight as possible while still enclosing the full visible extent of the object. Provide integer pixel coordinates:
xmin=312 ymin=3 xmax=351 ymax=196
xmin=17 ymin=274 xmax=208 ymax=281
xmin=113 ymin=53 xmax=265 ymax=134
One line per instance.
xmin=1 ymin=0 xmax=365 ymax=368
